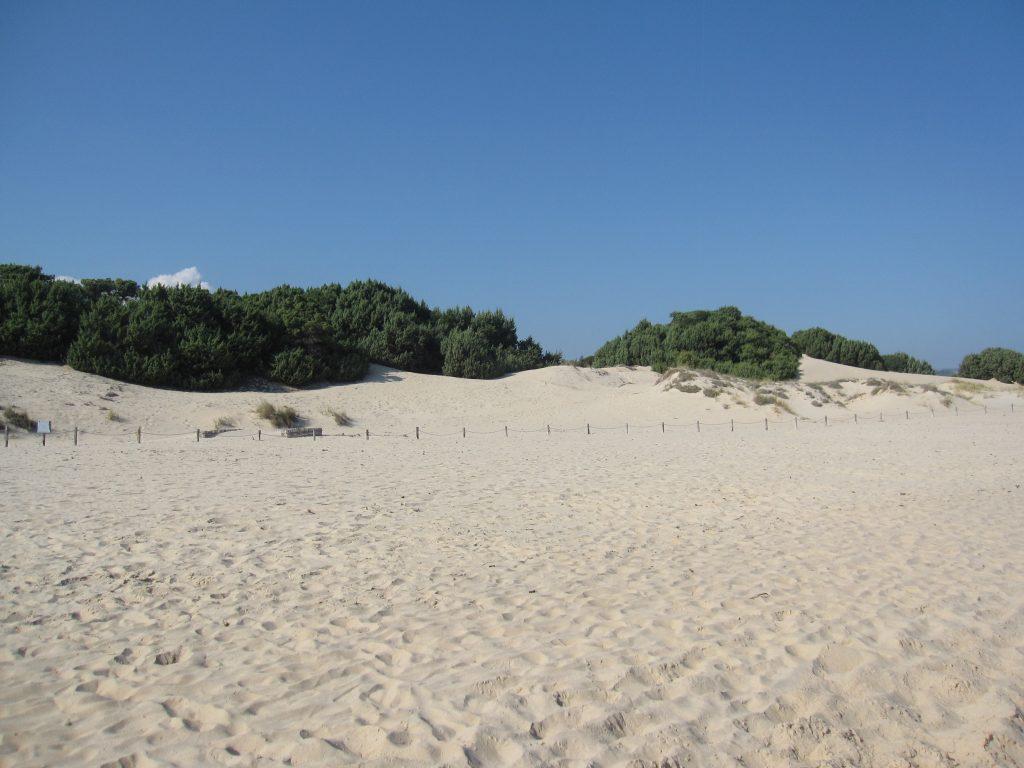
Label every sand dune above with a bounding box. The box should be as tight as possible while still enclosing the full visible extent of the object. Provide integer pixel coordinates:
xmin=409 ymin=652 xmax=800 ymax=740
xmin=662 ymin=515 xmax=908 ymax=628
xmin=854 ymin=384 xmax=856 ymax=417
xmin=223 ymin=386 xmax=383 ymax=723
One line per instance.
xmin=2 ymin=357 xmax=1023 ymax=767
xmin=1 ymin=356 xmax=1019 ymax=440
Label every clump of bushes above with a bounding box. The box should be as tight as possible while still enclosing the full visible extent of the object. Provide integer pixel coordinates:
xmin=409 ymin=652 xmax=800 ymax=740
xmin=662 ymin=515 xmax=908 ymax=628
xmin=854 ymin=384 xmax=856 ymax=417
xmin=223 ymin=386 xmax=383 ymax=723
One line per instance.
xmin=2 ymin=405 xmax=36 ymax=431
xmin=702 ymin=387 xmax=721 ymax=398
xmin=106 ymin=409 xmax=121 ymax=421
xmin=882 ymin=352 xmax=935 ymax=375
xmin=214 ymin=416 xmax=235 ymax=429
xmin=791 ymin=327 xmax=885 ymax=370
xmin=255 ymin=401 xmax=300 ymax=428
xmin=958 ymin=347 xmax=1024 ymax=384
xmin=672 ymin=383 xmax=702 ymax=394
xmin=0 ymin=264 xmax=561 ymax=391
xmin=592 ymin=307 xmax=800 ymax=380
xmin=791 ymin=326 xmax=938 ymax=376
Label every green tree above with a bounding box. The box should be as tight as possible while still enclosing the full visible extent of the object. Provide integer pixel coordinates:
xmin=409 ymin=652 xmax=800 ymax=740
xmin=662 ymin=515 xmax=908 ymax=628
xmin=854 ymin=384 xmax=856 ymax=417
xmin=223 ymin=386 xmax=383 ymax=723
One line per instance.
xmin=958 ymin=347 xmax=1024 ymax=383
xmin=593 ymin=307 xmax=799 ymax=379
xmin=882 ymin=352 xmax=935 ymax=375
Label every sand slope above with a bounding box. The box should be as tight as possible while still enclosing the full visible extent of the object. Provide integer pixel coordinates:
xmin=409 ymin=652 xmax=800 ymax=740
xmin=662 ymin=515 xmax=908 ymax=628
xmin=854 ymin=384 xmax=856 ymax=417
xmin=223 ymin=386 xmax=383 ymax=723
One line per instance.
xmin=2 ymin=358 xmax=1024 ymax=767
xmin=1 ymin=356 xmax=1020 ymax=440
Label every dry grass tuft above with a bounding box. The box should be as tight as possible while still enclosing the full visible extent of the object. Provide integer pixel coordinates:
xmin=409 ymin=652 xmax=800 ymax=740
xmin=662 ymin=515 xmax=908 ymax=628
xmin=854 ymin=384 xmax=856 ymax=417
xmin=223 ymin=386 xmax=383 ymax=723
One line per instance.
xmin=870 ymin=380 xmax=909 ymax=396
xmin=753 ymin=393 xmax=794 ymax=413
xmin=255 ymin=401 xmax=300 ymax=428
xmin=3 ymin=406 xmax=36 ymax=431
xmin=326 ymin=408 xmax=352 ymax=427
xmin=952 ymin=380 xmax=988 ymax=396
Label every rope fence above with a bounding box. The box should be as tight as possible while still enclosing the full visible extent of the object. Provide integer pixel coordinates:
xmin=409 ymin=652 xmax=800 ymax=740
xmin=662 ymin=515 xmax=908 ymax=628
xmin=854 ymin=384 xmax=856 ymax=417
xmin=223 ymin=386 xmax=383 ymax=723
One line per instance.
xmin=1 ymin=401 xmax=1019 ymax=448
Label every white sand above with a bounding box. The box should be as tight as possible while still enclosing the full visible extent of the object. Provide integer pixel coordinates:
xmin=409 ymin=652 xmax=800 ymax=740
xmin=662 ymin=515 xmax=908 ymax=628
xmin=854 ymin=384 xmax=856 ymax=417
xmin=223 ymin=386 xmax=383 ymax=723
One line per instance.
xmin=2 ymin=357 xmax=1023 ymax=767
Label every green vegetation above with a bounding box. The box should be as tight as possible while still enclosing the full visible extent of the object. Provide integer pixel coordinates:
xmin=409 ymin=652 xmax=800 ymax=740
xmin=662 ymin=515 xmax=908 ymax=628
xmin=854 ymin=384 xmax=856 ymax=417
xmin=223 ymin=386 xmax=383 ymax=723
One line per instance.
xmin=255 ymin=401 xmax=300 ymax=428
xmin=791 ymin=326 xmax=938 ymax=376
xmin=958 ymin=347 xmax=1024 ymax=384
xmin=791 ymin=327 xmax=885 ymax=370
xmin=592 ymin=307 xmax=800 ymax=380
xmin=0 ymin=264 xmax=560 ymax=390
xmin=882 ymin=352 xmax=936 ymax=375
xmin=213 ymin=416 xmax=235 ymax=430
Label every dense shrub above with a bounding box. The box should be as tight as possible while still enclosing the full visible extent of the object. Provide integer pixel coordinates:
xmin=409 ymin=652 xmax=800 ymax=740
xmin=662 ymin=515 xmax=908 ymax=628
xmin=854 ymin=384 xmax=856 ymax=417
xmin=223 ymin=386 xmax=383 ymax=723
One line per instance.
xmin=1 ymin=263 xmax=560 ymax=390
xmin=269 ymin=347 xmax=317 ymax=387
xmin=958 ymin=347 xmax=1024 ymax=384
xmin=882 ymin=352 xmax=936 ymax=375
xmin=791 ymin=327 xmax=885 ymax=370
xmin=592 ymin=307 xmax=800 ymax=380
xmin=0 ymin=265 xmax=90 ymax=361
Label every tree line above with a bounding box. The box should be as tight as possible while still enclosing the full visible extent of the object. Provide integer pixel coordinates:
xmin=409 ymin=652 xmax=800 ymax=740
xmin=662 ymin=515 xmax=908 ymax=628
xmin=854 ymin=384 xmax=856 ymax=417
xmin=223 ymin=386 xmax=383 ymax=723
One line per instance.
xmin=586 ymin=310 xmax=1024 ymax=383
xmin=3 ymin=263 xmax=1019 ymax=386
xmin=789 ymin=327 xmax=936 ymax=375
xmin=0 ymin=264 xmax=560 ymax=389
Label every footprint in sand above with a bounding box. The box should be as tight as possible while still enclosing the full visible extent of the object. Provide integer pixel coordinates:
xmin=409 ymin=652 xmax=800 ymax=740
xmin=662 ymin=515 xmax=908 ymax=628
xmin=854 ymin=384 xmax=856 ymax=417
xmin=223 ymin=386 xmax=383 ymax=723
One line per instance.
xmin=463 ymin=731 xmax=523 ymax=767
xmin=161 ymin=696 xmax=230 ymax=732
xmin=814 ymin=645 xmax=864 ymax=675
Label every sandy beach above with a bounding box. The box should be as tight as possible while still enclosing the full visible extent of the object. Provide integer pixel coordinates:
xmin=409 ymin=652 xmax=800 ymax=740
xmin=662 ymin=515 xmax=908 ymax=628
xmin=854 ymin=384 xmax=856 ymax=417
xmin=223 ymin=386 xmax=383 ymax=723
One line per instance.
xmin=2 ymin=358 xmax=1023 ymax=767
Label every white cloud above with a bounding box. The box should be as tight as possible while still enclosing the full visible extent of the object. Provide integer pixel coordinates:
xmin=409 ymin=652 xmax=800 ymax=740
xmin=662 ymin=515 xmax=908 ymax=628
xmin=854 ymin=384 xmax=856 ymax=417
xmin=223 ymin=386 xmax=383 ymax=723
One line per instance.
xmin=146 ymin=266 xmax=211 ymax=290
xmin=55 ymin=275 xmax=82 ymax=284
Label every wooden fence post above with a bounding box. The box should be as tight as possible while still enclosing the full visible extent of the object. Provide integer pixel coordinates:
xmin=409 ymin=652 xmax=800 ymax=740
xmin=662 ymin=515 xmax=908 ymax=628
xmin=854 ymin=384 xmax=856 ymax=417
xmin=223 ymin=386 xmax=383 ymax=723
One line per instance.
xmin=258 ymin=429 xmax=261 ymax=441
xmin=74 ymin=426 xmax=78 ymax=446
xmin=764 ymin=418 xmax=768 ymax=431
xmin=731 ymin=419 xmax=734 ymax=432
xmin=625 ymin=423 xmax=629 ymax=434
xmin=4 ymin=427 xmax=8 ymax=448
xmin=825 ymin=415 xmax=828 ymax=426
xmin=661 ymin=421 xmax=665 ymax=433
xmin=587 ymin=423 xmax=590 ymax=435
xmin=365 ymin=429 xmax=370 ymax=440
xmin=42 ymin=432 xmax=46 ymax=446
xmin=505 ymin=426 xmax=508 ymax=437
xmin=696 ymin=420 xmax=700 ymax=433
xmin=416 ymin=426 xmax=420 ymax=439
xmin=854 ymin=413 xmax=857 ymax=424
xmin=137 ymin=426 xmax=141 ymax=444
xmin=547 ymin=424 xmax=551 ymax=435
xmin=906 ymin=410 xmax=909 ymax=420
xmin=196 ymin=428 xmax=200 ymax=442
xmin=462 ymin=426 xmax=466 ymax=438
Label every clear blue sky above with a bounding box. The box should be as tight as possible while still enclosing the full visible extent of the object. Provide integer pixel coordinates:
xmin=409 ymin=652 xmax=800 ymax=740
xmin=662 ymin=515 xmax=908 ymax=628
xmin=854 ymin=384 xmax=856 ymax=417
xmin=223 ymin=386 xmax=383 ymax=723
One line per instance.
xmin=2 ymin=2 xmax=1021 ymax=368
